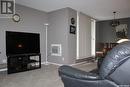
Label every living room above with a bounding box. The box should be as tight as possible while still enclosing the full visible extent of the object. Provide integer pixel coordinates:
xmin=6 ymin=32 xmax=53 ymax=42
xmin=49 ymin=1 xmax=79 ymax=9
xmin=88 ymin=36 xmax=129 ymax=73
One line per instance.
xmin=0 ymin=0 xmax=130 ymax=87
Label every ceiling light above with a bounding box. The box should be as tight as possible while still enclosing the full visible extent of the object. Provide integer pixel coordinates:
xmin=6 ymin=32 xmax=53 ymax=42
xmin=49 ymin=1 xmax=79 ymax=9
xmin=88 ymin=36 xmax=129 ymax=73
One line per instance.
xmin=110 ymin=12 xmax=120 ymax=27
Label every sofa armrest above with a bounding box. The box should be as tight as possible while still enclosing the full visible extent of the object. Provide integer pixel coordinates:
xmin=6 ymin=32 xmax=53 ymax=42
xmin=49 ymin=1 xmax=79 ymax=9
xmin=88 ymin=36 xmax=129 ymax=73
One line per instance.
xmin=58 ymin=65 xmax=101 ymax=80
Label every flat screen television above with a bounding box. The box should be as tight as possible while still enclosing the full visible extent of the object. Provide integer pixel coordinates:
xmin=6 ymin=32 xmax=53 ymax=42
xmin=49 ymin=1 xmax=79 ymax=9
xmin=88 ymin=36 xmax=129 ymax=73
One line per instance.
xmin=6 ymin=31 xmax=40 ymax=55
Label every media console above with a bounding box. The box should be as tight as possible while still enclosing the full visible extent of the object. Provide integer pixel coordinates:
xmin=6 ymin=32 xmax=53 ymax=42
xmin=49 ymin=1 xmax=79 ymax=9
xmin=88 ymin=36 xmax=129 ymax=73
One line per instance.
xmin=7 ymin=53 xmax=41 ymax=74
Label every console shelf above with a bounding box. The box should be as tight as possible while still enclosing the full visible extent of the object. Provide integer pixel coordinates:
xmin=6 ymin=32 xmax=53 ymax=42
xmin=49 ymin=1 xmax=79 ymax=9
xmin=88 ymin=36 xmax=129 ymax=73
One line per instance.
xmin=7 ymin=53 xmax=41 ymax=74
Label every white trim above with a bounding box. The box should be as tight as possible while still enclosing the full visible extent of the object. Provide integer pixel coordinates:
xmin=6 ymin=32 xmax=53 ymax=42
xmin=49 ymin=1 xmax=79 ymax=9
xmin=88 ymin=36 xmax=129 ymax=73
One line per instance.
xmin=46 ymin=26 xmax=48 ymax=63
xmin=44 ymin=23 xmax=49 ymax=64
xmin=42 ymin=61 xmax=89 ymax=66
xmin=69 ymin=61 xmax=88 ymax=66
xmin=41 ymin=62 xmax=50 ymax=65
xmin=41 ymin=62 xmax=63 ymax=66
xmin=41 ymin=62 xmax=46 ymax=65
xmin=46 ymin=62 xmax=87 ymax=66
xmin=47 ymin=62 xmax=63 ymax=66
xmin=91 ymin=19 xmax=96 ymax=56
xmin=76 ymin=11 xmax=79 ymax=59
xmin=76 ymin=56 xmax=91 ymax=60
xmin=0 ymin=62 xmax=91 ymax=72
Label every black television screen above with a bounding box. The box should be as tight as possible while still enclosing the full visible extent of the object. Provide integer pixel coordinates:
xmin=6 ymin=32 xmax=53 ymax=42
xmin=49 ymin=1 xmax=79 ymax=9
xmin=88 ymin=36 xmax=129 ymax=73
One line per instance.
xmin=6 ymin=31 xmax=40 ymax=55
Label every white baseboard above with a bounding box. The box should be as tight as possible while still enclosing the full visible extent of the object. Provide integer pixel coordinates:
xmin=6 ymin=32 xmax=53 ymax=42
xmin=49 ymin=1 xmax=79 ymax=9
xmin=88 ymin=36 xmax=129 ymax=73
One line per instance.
xmin=0 ymin=61 xmax=87 ymax=72
xmin=48 ymin=62 xmax=63 ymax=66
xmin=41 ymin=62 xmax=50 ymax=65
xmin=41 ymin=62 xmax=63 ymax=66
xmin=69 ymin=61 xmax=88 ymax=66
xmin=0 ymin=62 xmax=62 ymax=72
xmin=41 ymin=61 xmax=87 ymax=66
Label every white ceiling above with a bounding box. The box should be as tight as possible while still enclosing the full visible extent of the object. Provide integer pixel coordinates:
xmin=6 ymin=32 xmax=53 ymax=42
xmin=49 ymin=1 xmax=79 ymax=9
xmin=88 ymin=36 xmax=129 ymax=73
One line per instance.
xmin=16 ymin=0 xmax=130 ymax=20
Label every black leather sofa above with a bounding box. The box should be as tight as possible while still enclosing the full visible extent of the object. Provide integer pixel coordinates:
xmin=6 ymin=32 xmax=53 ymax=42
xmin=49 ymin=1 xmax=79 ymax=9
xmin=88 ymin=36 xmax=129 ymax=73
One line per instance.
xmin=58 ymin=41 xmax=130 ymax=87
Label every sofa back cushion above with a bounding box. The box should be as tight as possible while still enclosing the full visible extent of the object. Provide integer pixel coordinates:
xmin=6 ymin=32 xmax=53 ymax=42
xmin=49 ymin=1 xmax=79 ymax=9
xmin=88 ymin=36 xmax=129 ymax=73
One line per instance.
xmin=99 ymin=41 xmax=130 ymax=79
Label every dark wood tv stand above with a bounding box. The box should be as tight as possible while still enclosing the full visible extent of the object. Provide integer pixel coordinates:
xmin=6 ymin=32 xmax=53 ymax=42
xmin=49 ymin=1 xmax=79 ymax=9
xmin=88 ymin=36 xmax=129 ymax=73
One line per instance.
xmin=7 ymin=53 xmax=41 ymax=74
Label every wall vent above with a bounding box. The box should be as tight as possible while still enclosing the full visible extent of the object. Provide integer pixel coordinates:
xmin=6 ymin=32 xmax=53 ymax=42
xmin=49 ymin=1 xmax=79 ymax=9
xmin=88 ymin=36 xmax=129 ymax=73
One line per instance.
xmin=51 ymin=44 xmax=62 ymax=56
